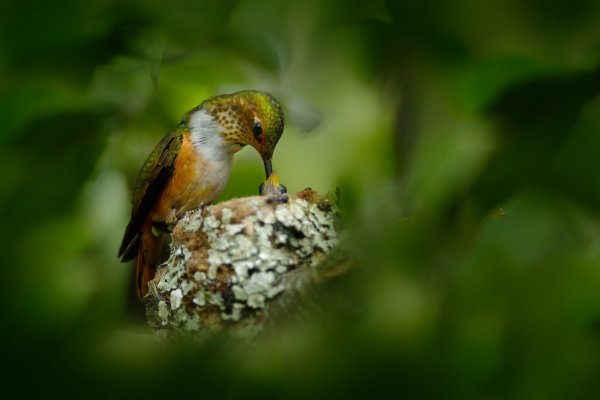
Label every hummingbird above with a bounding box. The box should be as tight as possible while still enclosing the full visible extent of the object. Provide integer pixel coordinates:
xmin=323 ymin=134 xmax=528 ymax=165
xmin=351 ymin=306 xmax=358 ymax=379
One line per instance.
xmin=118 ymin=90 xmax=285 ymax=299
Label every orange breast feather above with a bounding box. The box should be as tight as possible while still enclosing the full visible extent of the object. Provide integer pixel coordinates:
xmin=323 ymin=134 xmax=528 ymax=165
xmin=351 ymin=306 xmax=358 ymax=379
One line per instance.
xmin=150 ymin=133 xmax=209 ymax=221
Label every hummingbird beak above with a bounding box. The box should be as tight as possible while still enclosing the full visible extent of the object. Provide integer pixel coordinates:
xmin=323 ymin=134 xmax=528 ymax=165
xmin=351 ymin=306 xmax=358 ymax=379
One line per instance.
xmin=263 ymin=158 xmax=273 ymax=179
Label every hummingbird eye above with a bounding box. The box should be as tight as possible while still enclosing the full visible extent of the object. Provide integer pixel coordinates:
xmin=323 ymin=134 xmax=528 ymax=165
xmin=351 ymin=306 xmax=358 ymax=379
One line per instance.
xmin=253 ymin=119 xmax=263 ymax=142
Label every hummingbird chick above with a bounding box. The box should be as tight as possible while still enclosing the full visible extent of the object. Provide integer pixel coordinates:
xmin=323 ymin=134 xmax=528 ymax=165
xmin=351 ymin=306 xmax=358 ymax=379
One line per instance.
xmin=118 ymin=90 xmax=284 ymax=299
xmin=260 ymin=171 xmax=288 ymax=203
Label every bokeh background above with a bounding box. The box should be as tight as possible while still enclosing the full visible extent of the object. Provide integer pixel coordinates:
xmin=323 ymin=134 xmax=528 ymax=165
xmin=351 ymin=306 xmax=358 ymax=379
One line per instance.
xmin=1 ymin=0 xmax=600 ymax=397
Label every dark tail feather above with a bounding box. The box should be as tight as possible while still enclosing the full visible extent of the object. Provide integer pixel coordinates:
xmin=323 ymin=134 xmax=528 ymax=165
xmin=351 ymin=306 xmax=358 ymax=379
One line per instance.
xmin=119 ymin=234 xmax=140 ymax=262
xmin=135 ymin=221 xmax=165 ymax=299
xmin=136 ymin=246 xmax=156 ymax=299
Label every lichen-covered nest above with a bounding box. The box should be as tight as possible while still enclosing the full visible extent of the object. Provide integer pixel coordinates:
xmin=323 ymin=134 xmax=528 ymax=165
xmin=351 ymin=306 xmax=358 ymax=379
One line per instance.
xmin=144 ymin=189 xmax=344 ymax=339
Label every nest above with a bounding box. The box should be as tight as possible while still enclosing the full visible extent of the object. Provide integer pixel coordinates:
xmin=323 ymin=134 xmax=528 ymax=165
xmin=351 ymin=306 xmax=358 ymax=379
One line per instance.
xmin=143 ymin=189 xmax=344 ymax=339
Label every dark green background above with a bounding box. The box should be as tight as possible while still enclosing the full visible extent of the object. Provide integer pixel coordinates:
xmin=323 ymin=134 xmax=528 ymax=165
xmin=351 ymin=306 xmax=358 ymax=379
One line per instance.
xmin=1 ymin=0 xmax=600 ymax=397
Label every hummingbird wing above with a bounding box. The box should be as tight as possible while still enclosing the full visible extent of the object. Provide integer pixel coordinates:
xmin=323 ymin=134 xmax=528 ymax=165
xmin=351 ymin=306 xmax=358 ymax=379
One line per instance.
xmin=118 ymin=131 xmax=183 ymax=261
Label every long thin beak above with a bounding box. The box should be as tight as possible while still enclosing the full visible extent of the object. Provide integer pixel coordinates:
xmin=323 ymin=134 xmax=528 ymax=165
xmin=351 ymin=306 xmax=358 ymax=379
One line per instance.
xmin=263 ymin=159 xmax=273 ymax=179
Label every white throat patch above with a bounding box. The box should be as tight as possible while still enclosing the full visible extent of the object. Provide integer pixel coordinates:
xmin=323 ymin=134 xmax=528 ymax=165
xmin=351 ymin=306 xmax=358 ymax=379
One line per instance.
xmin=188 ymin=109 xmax=235 ymax=201
xmin=189 ymin=109 xmax=232 ymax=165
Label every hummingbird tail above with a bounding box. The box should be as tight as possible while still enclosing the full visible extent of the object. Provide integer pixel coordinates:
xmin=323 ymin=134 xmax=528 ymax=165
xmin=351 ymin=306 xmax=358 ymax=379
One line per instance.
xmin=136 ymin=220 xmax=167 ymax=299
xmin=136 ymin=250 xmax=154 ymax=300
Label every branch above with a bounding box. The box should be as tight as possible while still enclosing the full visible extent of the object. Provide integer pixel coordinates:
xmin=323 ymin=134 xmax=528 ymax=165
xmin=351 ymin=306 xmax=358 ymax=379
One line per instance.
xmin=143 ymin=189 xmax=346 ymax=339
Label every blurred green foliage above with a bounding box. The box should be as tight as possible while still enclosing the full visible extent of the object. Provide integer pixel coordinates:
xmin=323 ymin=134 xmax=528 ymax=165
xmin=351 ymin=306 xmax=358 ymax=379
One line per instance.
xmin=1 ymin=0 xmax=600 ymax=397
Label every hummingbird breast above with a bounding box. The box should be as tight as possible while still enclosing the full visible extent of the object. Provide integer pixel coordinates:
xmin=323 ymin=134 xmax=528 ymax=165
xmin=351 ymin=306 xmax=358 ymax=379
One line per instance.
xmin=152 ymin=132 xmax=233 ymax=221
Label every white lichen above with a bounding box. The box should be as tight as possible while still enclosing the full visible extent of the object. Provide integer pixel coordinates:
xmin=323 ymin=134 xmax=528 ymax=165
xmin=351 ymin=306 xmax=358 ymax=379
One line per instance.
xmin=208 ymin=292 xmax=224 ymax=308
xmin=157 ymin=301 xmax=169 ymax=323
xmin=170 ymin=288 xmax=183 ymax=310
xmin=193 ymin=271 xmax=206 ymax=281
xmin=204 ymin=215 xmax=220 ymax=230
xmin=174 ymin=245 xmax=192 ymax=261
xmin=247 ymin=293 xmax=266 ymax=309
xmin=192 ymin=291 xmax=206 ymax=306
xmin=184 ymin=314 xmax=200 ymax=331
xmin=182 ymin=214 xmax=203 ymax=232
xmin=173 ymin=308 xmax=188 ymax=324
xmin=267 ymin=285 xmax=284 ymax=298
xmin=221 ymin=208 xmax=233 ymax=224
xmin=207 ymin=264 xmax=218 ymax=280
xmin=180 ymin=280 xmax=194 ymax=295
xmin=232 ymin=285 xmax=248 ymax=301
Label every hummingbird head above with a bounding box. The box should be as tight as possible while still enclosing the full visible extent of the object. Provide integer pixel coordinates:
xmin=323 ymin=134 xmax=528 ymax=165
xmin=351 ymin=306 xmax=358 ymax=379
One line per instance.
xmin=201 ymin=90 xmax=284 ymax=178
